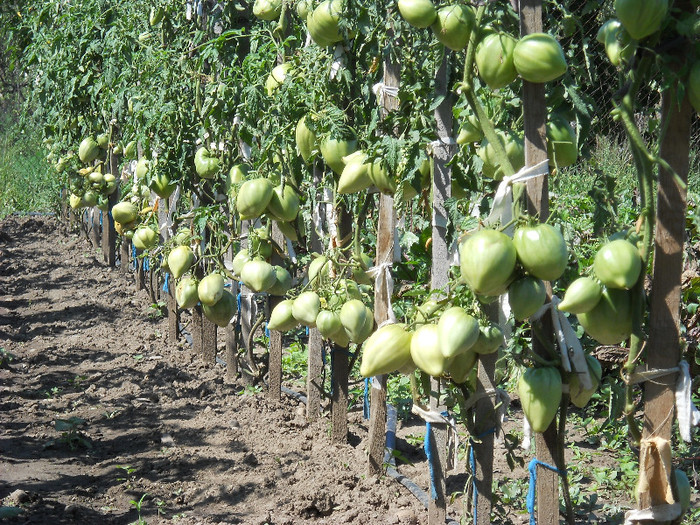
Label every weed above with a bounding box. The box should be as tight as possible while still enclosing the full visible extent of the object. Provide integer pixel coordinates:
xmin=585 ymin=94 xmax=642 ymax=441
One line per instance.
xmin=129 ymin=493 xmax=149 ymax=525
xmin=133 ymin=354 xmax=144 ymax=363
xmin=43 ymin=386 xmax=63 ymax=398
xmin=0 ymin=348 xmax=16 ymax=369
xmin=45 ymin=417 xmax=91 ymax=450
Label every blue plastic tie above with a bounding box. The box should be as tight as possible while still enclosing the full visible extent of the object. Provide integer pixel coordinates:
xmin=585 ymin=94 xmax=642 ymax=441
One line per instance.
xmin=363 ymin=378 xmax=370 ymax=420
xmin=236 ymin=285 xmax=242 ymax=330
xmin=305 ymin=326 xmax=310 ymax=337
xmin=424 ymin=421 xmax=438 ymax=501
xmin=144 ymin=257 xmax=150 ymax=271
xmin=265 ymin=324 xmax=270 ymax=338
xmin=99 ymin=211 xmax=103 ymax=226
xmin=469 ymin=428 xmax=497 ymax=524
xmin=526 ymin=458 xmax=561 ymax=525
xmin=163 ymin=272 xmax=170 ymax=293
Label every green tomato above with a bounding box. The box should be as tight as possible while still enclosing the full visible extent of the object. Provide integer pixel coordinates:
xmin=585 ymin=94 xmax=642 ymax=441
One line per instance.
xmin=236 ymin=178 xmax=274 ymax=220
xmin=316 ymin=310 xmax=343 ymax=340
xmin=269 ymin=299 xmax=299 ymax=331
xmin=176 ymin=277 xmax=200 ymax=309
xmin=69 ymin=193 xmax=84 ymax=209
xmin=508 ymin=276 xmax=547 ymax=321
xmin=576 ymin=288 xmax=633 ymax=345
xmin=437 ymin=306 xmax=479 ymax=359
xmin=266 ymin=265 xmax=293 ymax=296
xmin=149 ymin=6 xmax=165 ymax=26
xmin=253 ymin=0 xmax=282 ymax=20
xmin=446 ymin=350 xmax=477 ymax=384
xmin=292 ymin=291 xmax=322 ymax=327
xmin=558 ymin=276 xmax=602 ymax=314
xmin=150 ymin=170 xmax=176 ymax=199
xmin=320 ymin=136 xmax=358 ymax=175
xmin=202 ymin=290 xmax=236 ymax=328
xmin=308 ymin=255 xmax=331 ymax=287
xmin=296 ymin=0 xmax=313 ymax=20
xmin=267 ymin=184 xmax=300 ymax=222
xmin=78 ymin=137 xmax=100 ymax=164
xmin=338 ymin=151 xmax=372 ymax=194
xmin=673 ymin=469 xmax=691 ymax=514
xmin=232 ymin=249 xmax=251 ymax=278
xmin=194 ymin=147 xmax=220 ymax=179
xmin=594 ymin=239 xmax=642 ymax=289
xmin=307 ymin=0 xmax=344 ymax=47
xmin=568 ymin=354 xmax=602 ymax=408
xmin=96 ymin=132 xmax=109 ymax=150
xmin=132 ymin=226 xmax=158 ymax=250
xmin=360 ymin=324 xmax=413 ymax=377
xmin=513 ymin=33 xmax=567 ymax=83
xmin=597 ymin=20 xmax=636 ymax=67
xmin=168 ymin=245 xmax=195 ymax=279
xmin=135 ymin=158 xmax=151 ymax=179
xmin=397 ymin=0 xmax=437 ymax=29
xmin=431 ymin=4 xmax=475 ymax=51
xmin=198 ymin=273 xmax=225 ymax=306
xmin=470 ymin=322 xmax=504 ymax=355
xmin=265 ymin=63 xmax=293 ymax=96
xmin=518 ymin=367 xmax=562 ymax=433
xmin=124 ymin=140 xmax=137 ymax=159
xmin=477 ymin=130 xmax=524 ymax=181
xmin=410 ymin=324 xmax=449 ymax=377
xmin=513 ymin=223 xmax=568 ymax=282
xmin=614 ymin=0 xmax=668 ymax=40
xmin=456 ymin=113 xmax=483 ymax=144
xmin=475 ymin=32 xmax=518 ymax=90
xmin=296 ymin=116 xmax=317 ymax=163
xmin=547 ymin=114 xmax=578 ymax=168
xmin=339 ymin=299 xmax=368 ymax=343
xmin=459 ymin=229 xmax=516 ymax=296
xmin=414 ymin=299 xmax=442 ymax=325
xmin=241 ymin=259 xmax=277 ymax=292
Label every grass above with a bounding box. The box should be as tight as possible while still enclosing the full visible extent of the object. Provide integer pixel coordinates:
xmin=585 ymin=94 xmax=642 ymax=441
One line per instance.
xmin=0 ymin=109 xmax=61 ymax=219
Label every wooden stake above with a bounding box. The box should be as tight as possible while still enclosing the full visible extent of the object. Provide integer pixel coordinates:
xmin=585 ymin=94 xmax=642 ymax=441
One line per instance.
xmin=307 ymin=164 xmax=324 ymax=421
xmin=102 ymin=148 xmax=118 ymax=267
xmin=637 ymin=43 xmax=692 ymax=519
xmin=268 ymin=222 xmax=284 ymax=401
xmin=520 ymin=2 xmax=559 ymax=524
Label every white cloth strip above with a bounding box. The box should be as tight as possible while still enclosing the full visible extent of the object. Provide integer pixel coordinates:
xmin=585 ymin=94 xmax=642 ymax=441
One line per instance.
xmin=624 ymin=503 xmax=681 ymax=524
xmin=412 ymin=405 xmax=460 ymax=471
xmin=522 ymin=415 xmax=533 ymax=450
xmin=675 ymin=360 xmax=700 ymax=442
xmin=366 ymin=262 xmax=397 ymax=325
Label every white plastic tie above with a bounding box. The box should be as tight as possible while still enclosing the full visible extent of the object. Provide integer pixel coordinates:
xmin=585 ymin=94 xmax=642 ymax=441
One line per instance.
xmin=329 ymin=44 xmax=345 ymax=80
xmin=412 ymin=405 xmax=460 ymax=470
xmin=522 ymin=415 xmax=533 ymax=450
xmin=430 ymin=137 xmax=458 ymax=148
xmin=675 ymin=360 xmax=700 ymax=442
xmin=372 ymin=82 xmax=399 ymax=107
xmin=461 ymin=388 xmax=510 ymax=436
xmin=531 ymin=297 xmax=592 ymax=390
xmin=372 ymin=376 xmax=382 ymax=390
xmin=366 ymin=262 xmax=397 ymax=324
xmin=624 ymin=504 xmax=681 ymax=524
xmin=485 ymin=160 xmax=549 ymax=232
xmin=286 ymin=238 xmax=297 ymax=264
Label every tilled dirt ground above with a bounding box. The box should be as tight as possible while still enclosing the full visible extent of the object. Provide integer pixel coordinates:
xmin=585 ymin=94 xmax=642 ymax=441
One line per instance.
xmin=0 ymin=215 xmax=691 ymax=525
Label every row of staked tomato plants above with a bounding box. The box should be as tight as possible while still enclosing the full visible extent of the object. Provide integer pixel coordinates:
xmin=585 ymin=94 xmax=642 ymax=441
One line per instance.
xmin=5 ymin=0 xmax=698 ymax=517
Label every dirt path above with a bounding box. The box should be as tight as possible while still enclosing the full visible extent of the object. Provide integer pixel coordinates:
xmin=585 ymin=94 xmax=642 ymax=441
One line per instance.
xmin=0 ymin=216 xmax=428 ymax=524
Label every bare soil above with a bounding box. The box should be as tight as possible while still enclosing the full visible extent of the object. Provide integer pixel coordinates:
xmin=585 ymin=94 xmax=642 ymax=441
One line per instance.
xmin=0 ymin=215 xmax=688 ymax=525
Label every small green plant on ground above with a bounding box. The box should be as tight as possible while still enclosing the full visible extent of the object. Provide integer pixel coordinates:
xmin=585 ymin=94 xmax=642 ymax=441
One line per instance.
xmin=129 ymin=493 xmax=149 ymax=525
xmin=45 ymin=417 xmax=91 ymax=450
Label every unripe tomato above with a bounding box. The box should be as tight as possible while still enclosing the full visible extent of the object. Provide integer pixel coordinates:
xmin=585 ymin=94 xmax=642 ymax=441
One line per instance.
xmin=308 ymin=255 xmax=331 ymax=287
xmin=269 ymin=299 xmax=299 ymax=331
xmin=150 ymin=171 xmax=176 ymax=199
xmin=477 ymin=130 xmax=524 ymax=180
xmin=597 ymin=20 xmax=635 ymax=67
xmin=360 ymin=324 xmax=413 ymax=377
xmin=253 ymin=0 xmax=282 ymax=21
xmin=508 ymin=276 xmax=546 ymax=321
xmin=69 ymin=193 xmax=84 ymax=209
xmin=397 ymin=0 xmax=437 ymax=29
xmin=202 ymin=290 xmax=236 ymax=327
xmin=96 ymin=132 xmax=109 ymax=150
xmin=459 ymin=229 xmax=516 ymax=296
xmin=576 ymin=288 xmax=633 ymax=345
xmin=176 ymin=277 xmax=200 ymax=309
xmin=241 ymin=259 xmax=277 ymax=292
xmin=296 ymin=116 xmax=317 ymax=162
xmin=329 ymin=323 xmax=352 ymax=347
xmin=236 ymin=178 xmax=274 ymax=220
xmin=513 ymin=33 xmax=567 ymax=83
xmin=320 ymin=136 xmax=358 ymax=175
xmin=135 ymin=158 xmax=151 ymax=179
xmin=513 ymin=223 xmax=568 ymax=282
xmin=410 ymin=324 xmax=449 ymax=377
xmin=149 ymin=6 xmax=165 ymax=26
xmin=316 ymin=310 xmax=342 ymax=339
xmin=673 ymin=469 xmax=691 ymax=513
xmin=339 ymin=299 xmax=367 ymax=342
xmin=132 ymin=226 xmax=158 ymax=250
xmin=296 ymin=0 xmax=313 ymax=20
xmin=124 ymin=140 xmax=137 ymax=159
xmin=447 ymin=350 xmax=477 ymax=384
xmin=593 ymin=239 xmax=641 ymax=289
xmin=437 ymin=306 xmax=479 ymax=358
xmin=475 ymin=32 xmax=518 ymax=90
xmin=471 ymin=322 xmax=504 ymax=355
xmin=547 ymin=114 xmax=578 ymax=168
xmin=307 ymin=0 xmax=344 ymax=47
xmin=558 ymin=276 xmax=602 ymax=314
xmin=367 ymin=161 xmax=396 ymax=195
xmin=267 ymin=265 xmax=293 ymax=296
xmin=267 ymin=184 xmax=300 ymax=222
xmin=431 ymin=4 xmax=475 ymax=51
xmin=168 ymin=246 xmax=195 ymax=279
xmin=194 ymin=147 xmax=220 ymax=179
xmin=518 ymin=367 xmax=562 ymax=433
xmin=265 ymin=63 xmax=293 ymax=96
xmin=568 ymin=354 xmax=602 ymax=408
xmin=338 ymin=152 xmax=372 ymax=194
xmin=414 ymin=299 xmax=441 ymax=325
xmin=456 ymin=113 xmax=483 ymax=144
xmin=292 ymin=291 xmax=321 ymax=327
xmin=79 ymin=137 xmax=100 ymax=164
xmin=231 ymin=249 xmax=251 ymax=278
xmin=614 ymin=0 xmax=668 ymax=40
xmin=198 ymin=273 xmax=225 ymax=307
